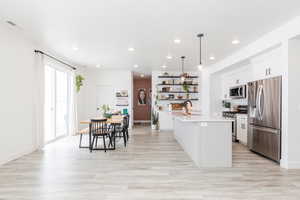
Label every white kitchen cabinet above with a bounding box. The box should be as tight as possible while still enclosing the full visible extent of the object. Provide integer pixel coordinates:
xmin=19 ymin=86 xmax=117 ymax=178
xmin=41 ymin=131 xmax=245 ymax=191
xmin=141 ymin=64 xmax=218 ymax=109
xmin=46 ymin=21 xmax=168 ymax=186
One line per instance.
xmin=250 ymin=47 xmax=283 ymax=81
xmin=236 ymin=114 xmax=248 ymax=145
xmin=159 ymin=111 xmax=174 ymax=130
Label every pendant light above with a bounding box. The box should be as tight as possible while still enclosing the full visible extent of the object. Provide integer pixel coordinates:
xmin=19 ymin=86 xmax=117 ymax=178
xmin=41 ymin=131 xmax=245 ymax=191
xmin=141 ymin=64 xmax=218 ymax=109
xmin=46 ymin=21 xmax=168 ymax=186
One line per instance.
xmin=197 ymin=33 xmax=204 ymax=71
xmin=180 ymin=56 xmax=187 ymax=82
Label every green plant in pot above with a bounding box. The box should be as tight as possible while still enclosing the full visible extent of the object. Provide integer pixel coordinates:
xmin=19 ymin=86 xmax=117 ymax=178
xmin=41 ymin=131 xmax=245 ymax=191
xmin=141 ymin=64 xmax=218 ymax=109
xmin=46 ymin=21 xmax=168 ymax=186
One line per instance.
xmin=75 ymin=75 xmax=85 ymax=92
xmin=151 ymin=109 xmax=159 ymax=130
xmin=99 ymin=104 xmax=112 ymax=118
xmin=182 ymin=83 xmax=190 ymax=99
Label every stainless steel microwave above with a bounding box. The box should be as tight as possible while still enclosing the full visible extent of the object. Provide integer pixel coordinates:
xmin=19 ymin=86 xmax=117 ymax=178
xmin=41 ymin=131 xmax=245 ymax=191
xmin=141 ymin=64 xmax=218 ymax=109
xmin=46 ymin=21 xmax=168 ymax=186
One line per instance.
xmin=229 ymin=85 xmax=246 ymax=99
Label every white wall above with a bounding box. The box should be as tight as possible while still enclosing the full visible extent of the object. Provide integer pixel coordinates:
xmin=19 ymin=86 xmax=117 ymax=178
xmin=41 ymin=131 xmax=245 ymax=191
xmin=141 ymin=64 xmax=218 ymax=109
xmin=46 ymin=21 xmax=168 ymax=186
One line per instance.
xmin=0 ymin=23 xmax=37 ymax=165
xmin=77 ymin=69 xmax=133 ymax=129
xmin=286 ymin=38 xmax=300 ymax=168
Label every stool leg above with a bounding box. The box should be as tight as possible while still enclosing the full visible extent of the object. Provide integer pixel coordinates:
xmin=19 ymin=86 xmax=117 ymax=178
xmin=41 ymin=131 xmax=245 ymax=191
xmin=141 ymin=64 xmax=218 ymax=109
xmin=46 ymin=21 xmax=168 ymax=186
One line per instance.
xmin=123 ymin=130 xmax=126 ymax=147
xmin=79 ymin=134 xmax=83 ymax=148
xmin=103 ymin=136 xmax=107 ymax=152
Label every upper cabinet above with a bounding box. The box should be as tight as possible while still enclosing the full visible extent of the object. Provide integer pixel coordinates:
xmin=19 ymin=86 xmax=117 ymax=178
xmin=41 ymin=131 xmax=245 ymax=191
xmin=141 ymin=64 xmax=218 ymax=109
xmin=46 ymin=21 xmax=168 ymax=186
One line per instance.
xmin=250 ymin=47 xmax=283 ymax=81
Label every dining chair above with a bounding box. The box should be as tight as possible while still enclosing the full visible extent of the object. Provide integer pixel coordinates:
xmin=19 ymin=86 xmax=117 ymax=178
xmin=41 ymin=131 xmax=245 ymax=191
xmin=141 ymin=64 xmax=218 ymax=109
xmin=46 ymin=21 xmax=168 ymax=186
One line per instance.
xmin=114 ymin=115 xmax=130 ymax=147
xmin=90 ymin=119 xmax=112 ymax=152
xmin=123 ymin=115 xmax=130 ymax=141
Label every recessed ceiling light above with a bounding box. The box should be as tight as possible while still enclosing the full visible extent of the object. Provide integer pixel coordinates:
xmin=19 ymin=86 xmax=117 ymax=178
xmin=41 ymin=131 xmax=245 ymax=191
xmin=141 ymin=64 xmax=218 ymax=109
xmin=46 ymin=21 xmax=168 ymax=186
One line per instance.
xmin=209 ymin=56 xmax=215 ymax=60
xmin=140 ymin=74 xmax=145 ymax=78
xmin=72 ymin=46 xmax=79 ymax=51
xmin=133 ymin=64 xmax=139 ymax=68
xmin=96 ymin=64 xmax=101 ymax=68
xmin=174 ymin=39 xmax=181 ymax=44
xmin=161 ymin=65 xmax=167 ymax=69
xmin=232 ymin=39 xmax=240 ymax=45
xmin=166 ymin=55 xmax=173 ymax=59
xmin=128 ymin=47 xmax=135 ymax=51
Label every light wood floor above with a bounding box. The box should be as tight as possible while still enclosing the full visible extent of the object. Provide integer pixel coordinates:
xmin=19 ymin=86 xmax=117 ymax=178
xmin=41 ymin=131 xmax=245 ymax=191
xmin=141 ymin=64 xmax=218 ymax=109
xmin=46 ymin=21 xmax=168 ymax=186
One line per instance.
xmin=1 ymin=126 xmax=300 ymax=200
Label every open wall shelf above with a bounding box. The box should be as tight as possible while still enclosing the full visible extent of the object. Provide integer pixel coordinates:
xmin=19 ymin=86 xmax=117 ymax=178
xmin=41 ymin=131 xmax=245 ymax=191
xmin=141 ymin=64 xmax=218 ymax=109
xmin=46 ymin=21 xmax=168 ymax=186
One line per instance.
xmin=158 ymin=98 xmax=199 ymax=101
xmin=157 ymin=84 xmax=199 ymax=86
xmin=158 ymin=91 xmax=199 ymax=94
xmin=158 ymin=75 xmax=198 ymax=79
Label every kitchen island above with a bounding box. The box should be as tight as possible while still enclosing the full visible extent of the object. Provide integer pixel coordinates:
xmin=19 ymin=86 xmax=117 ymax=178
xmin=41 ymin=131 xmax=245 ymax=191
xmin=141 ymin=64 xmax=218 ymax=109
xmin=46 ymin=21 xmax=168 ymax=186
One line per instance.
xmin=173 ymin=115 xmax=233 ymax=167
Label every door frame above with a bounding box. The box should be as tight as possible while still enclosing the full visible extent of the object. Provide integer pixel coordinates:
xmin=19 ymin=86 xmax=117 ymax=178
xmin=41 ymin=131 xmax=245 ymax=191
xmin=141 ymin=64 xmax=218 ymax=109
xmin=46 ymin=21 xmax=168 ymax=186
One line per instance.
xmin=44 ymin=64 xmax=71 ymax=144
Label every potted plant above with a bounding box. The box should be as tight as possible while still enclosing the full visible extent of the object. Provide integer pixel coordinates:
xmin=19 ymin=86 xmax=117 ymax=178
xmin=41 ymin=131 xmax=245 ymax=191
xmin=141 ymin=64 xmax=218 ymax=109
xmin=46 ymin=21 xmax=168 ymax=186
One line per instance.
xmin=75 ymin=75 xmax=85 ymax=92
xmin=151 ymin=109 xmax=159 ymax=130
xmin=99 ymin=104 xmax=112 ymax=118
xmin=222 ymin=101 xmax=231 ymax=111
xmin=182 ymin=82 xmax=190 ymax=99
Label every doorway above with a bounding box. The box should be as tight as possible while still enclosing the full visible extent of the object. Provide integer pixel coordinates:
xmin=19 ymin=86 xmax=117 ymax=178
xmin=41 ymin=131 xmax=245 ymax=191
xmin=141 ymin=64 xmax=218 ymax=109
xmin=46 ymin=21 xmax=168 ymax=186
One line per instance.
xmin=133 ymin=76 xmax=152 ymax=125
xmin=44 ymin=65 xmax=71 ymax=144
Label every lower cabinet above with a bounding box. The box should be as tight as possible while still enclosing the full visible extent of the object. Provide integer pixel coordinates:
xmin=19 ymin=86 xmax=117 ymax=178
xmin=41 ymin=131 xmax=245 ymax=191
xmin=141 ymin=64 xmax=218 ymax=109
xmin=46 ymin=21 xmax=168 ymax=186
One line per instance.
xmin=236 ymin=114 xmax=248 ymax=145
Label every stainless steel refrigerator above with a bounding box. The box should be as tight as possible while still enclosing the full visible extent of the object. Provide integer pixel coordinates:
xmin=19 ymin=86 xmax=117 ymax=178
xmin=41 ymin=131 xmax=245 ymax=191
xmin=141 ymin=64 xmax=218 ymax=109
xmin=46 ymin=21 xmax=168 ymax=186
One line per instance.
xmin=247 ymin=76 xmax=282 ymax=162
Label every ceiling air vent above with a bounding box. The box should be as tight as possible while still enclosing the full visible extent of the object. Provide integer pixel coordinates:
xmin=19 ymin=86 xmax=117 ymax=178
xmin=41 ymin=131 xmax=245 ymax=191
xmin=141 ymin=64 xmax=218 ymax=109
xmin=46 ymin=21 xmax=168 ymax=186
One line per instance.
xmin=6 ymin=20 xmax=17 ymax=26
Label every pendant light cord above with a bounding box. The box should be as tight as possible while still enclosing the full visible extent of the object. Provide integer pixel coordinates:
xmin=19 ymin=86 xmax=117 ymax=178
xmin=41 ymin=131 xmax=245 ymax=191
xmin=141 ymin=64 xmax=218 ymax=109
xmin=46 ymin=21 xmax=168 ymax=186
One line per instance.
xmin=200 ymin=36 xmax=202 ymax=65
xmin=197 ymin=33 xmax=204 ymax=66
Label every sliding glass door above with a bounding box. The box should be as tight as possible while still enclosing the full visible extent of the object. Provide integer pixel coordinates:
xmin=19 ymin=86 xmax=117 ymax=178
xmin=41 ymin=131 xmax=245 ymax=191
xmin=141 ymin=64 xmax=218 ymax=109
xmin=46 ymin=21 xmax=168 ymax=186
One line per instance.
xmin=44 ymin=65 xmax=71 ymax=144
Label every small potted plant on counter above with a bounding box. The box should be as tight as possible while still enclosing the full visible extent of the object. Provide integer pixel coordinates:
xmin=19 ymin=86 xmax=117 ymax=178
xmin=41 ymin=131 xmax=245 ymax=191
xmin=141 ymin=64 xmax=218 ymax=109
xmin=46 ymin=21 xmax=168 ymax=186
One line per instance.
xmin=151 ymin=109 xmax=159 ymax=131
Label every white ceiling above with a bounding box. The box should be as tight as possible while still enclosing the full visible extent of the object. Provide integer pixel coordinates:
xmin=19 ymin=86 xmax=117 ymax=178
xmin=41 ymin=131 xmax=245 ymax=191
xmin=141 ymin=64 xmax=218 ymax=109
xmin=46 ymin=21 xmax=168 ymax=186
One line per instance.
xmin=1 ymin=0 xmax=300 ymax=73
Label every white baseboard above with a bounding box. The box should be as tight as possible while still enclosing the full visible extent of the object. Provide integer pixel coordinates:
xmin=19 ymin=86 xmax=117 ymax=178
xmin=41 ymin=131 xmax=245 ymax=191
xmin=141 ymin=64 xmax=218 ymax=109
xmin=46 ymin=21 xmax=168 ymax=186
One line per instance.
xmin=0 ymin=146 xmax=37 ymax=166
xmin=280 ymin=158 xmax=300 ymax=169
xmin=287 ymin=161 xmax=300 ymax=169
xmin=134 ymin=120 xmax=151 ymax=123
xmin=280 ymin=158 xmax=288 ymax=169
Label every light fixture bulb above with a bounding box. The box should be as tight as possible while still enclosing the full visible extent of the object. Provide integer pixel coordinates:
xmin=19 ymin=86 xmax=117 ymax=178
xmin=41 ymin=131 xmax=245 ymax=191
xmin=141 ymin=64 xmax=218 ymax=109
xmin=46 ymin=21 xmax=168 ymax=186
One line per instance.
xmin=197 ymin=64 xmax=203 ymax=71
xmin=161 ymin=65 xmax=167 ymax=69
xmin=140 ymin=74 xmax=145 ymax=78
xmin=96 ymin=64 xmax=101 ymax=68
xmin=133 ymin=64 xmax=139 ymax=68
xmin=166 ymin=55 xmax=172 ymax=59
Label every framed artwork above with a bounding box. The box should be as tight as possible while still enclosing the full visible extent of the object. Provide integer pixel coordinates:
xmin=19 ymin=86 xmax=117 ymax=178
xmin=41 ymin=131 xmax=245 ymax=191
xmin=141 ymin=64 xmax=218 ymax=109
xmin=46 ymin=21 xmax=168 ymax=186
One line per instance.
xmin=137 ymin=88 xmax=147 ymax=105
xmin=116 ymin=90 xmax=129 ymax=106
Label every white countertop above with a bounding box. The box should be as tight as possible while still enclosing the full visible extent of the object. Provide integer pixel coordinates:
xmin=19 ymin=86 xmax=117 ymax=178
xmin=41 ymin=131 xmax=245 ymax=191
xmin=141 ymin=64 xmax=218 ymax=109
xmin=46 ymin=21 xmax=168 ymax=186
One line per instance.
xmin=174 ymin=115 xmax=234 ymax=122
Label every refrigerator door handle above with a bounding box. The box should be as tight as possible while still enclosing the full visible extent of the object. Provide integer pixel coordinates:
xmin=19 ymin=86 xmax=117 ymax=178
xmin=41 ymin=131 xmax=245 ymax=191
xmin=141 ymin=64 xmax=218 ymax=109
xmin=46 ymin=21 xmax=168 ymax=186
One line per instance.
xmin=250 ymin=125 xmax=280 ymax=134
xmin=258 ymin=85 xmax=263 ymax=120
xmin=259 ymin=86 xmax=264 ymax=120
xmin=256 ymin=85 xmax=261 ymax=119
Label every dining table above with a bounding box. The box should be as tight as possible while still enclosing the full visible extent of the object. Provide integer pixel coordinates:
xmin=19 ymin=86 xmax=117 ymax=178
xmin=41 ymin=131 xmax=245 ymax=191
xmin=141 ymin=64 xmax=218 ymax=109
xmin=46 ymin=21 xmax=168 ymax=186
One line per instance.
xmin=80 ymin=115 xmax=124 ymax=152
